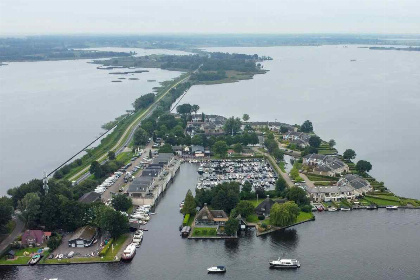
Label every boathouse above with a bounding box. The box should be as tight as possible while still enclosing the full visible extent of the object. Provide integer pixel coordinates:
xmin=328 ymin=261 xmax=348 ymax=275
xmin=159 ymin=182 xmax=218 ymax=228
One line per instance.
xmin=68 ymin=226 xmax=97 ymax=248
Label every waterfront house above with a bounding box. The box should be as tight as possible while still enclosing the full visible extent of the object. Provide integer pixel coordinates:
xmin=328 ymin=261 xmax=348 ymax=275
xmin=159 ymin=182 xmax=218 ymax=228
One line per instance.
xmin=191 ymin=145 xmax=205 ymax=157
xmin=128 ymin=176 xmax=155 ymax=198
xmin=283 ymin=132 xmax=311 ymax=148
xmin=68 ymin=226 xmax=97 ymax=248
xmin=195 ymin=204 xmax=228 ymax=226
xmin=21 ymin=230 xmax=45 ymax=247
xmin=304 ymin=185 xmax=355 ymax=202
xmin=303 ymin=154 xmax=349 ymax=176
xmin=337 ymin=174 xmax=372 ymax=196
xmin=152 ymin=153 xmax=174 ymax=166
xmin=255 ymin=196 xmax=287 ymax=216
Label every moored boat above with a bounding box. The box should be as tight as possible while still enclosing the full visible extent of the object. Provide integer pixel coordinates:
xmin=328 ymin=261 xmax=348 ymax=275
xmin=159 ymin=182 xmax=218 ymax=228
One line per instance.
xmin=29 ymin=254 xmax=42 ymax=265
xmin=269 ymin=258 xmax=300 ymax=269
xmin=198 ymin=167 xmax=204 ymax=175
xmin=121 ymin=243 xmax=137 ymax=261
xmin=207 ymin=266 xmax=226 ymax=273
xmin=386 ymin=205 xmax=398 ymax=210
xmin=327 ymin=207 xmax=337 ymax=212
xmin=340 ymin=207 xmax=351 ymax=211
xmin=366 ymin=205 xmax=378 ymax=210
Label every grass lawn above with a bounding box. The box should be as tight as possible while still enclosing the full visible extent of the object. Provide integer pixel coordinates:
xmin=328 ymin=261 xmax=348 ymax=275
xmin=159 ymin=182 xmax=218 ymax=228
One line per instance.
xmin=306 ymin=174 xmax=338 ymax=182
xmin=246 ymin=214 xmax=259 ymax=223
xmin=0 ymin=247 xmax=43 ymax=265
xmin=191 ymin=227 xmax=217 ymax=237
xmin=278 ymin=162 xmax=286 ymax=172
xmin=364 ymin=196 xmax=401 ymax=206
xmin=296 ymin=212 xmax=314 ymax=223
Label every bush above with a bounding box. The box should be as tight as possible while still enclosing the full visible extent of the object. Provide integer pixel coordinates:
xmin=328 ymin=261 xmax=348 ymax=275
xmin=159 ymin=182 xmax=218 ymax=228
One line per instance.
xmin=47 ymin=235 xmax=62 ymax=251
xmin=261 ymin=223 xmax=268 ymax=229
xmin=300 ymin=205 xmax=312 ymax=213
xmin=183 ymin=214 xmax=190 ymax=226
xmin=258 ymin=215 xmax=265 ymax=220
xmin=99 ymin=238 xmax=114 ymax=257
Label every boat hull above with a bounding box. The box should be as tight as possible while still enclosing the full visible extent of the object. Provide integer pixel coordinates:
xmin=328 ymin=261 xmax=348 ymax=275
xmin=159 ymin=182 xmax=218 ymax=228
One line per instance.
xmin=121 ymin=249 xmax=136 ymax=262
xmin=269 ymin=263 xmax=300 ymax=269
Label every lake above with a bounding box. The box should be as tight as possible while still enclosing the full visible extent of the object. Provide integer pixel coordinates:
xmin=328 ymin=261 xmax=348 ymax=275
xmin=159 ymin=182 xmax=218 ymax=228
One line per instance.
xmin=1 ymin=163 xmax=419 ymax=280
xmin=0 ymin=51 xmax=185 ymax=194
xmin=181 ymin=45 xmax=420 ymax=199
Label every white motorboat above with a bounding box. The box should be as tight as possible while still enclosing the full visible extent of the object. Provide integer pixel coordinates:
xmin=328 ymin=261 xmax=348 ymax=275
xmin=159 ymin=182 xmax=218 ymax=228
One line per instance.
xmin=207 ymin=266 xmax=226 ymax=273
xmin=340 ymin=207 xmax=351 ymax=211
xmin=121 ymin=243 xmax=137 ymax=261
xmin=386 ymin=205 xmax=399 ymax=210
xmin=269 ymin=258 xmax=300 ymax=268
xmin=327 ymin=207 xmax=337 ymax=212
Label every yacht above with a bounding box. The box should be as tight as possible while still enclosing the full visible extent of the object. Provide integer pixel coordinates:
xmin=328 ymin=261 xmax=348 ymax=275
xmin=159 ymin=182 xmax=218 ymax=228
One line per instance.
xmin=269 ymin=258 xmax=300 ymax=269
xmin=121 ymin=243 xmax=137 ymax=261
xmin=386 ymin=205 xmax=399 ymax=210
xmin=207 ymin=266 xmax=226 ymax=273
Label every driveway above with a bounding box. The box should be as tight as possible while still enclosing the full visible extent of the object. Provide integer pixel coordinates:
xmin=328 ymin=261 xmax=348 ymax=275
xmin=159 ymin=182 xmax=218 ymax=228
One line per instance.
xmin=0 ymin=216 xmax=25 ymax=254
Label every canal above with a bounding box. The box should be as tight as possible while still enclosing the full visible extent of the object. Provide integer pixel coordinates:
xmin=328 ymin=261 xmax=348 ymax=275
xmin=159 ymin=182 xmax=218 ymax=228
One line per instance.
xmin=1 ymin=163 xmax=419 ymax=280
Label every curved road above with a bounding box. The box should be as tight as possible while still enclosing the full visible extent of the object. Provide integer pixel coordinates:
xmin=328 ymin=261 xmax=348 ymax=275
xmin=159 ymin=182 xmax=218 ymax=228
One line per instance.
xmin=70 ymin=75 xmax=191 ymax=183
xmin=0 ymin=216 xmax=25 ymax=254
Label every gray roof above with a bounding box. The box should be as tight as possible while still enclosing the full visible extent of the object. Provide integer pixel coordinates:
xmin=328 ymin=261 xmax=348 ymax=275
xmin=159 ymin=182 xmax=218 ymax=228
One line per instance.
xmin=78 ymin=191 xmax=101 ymax=204
xmin=191 ymin=145 xmax=204 ymax=153
xmin=69 ymin=226 xmax=97 ymax=241
xmin=152 ymin=153 xmax=174 ymax=165
xmin=338 ymin=174 xmax=370 ymax=189
xmin=305 ymin=185 xmax=354 ymax=194
xmin=128 ymin=176 xmax=154 ymax=193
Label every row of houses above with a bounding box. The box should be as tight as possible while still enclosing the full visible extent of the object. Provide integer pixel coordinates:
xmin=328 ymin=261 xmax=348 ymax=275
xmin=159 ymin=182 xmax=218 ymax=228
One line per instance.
xmin=186 ymin=114 xmax=227 ymax=137
xmin=128 ymin=153 xmax=174 ymax=198
xmin=303 ymin=174 xmax=372 ymax=202
xmin=282 ymin=131 xmax=311 ymax=148
xmin=303 ymin=153 xmax=349 ymax=176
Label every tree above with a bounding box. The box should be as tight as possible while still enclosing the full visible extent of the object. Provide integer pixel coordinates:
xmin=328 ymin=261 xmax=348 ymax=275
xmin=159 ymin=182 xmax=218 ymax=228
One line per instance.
xmin=108 ymin=151 xmax=116 ymax=160
xmin=213 ymin=141 xmax=228 ymax=157
xmin=0 ymin=197 xmax=13 ymax=232
xmin=328 ymin=139 xmax=336 ymax=148
xmin=242 ymin=114 xmax=250 ymax=122
xmin=234 ymin=201 xmax=254 ymax=218
xmin=191 ymin=134 xmax=204 ymax=146
xmin=112 ymin=194 xmax=133 ymax=212
xmin=100 ymin=208 xmax=129 ymax=238
xmin=270 ymin=201 xmax=300 ymax=227
xmin=134 ymin=127 xmax=149 ymax=146
xmin=176 ymin=103 xmax=192 ymax=115
xmin=343 ymin=149 xmax=356 ymax=161
xmin=224 ymin=217 xmax=239 ymax=236
xmin=356 ymin=160 xmax=372 ymax=174
xmin=90 ymin=161 xmax=104 ymax=178
xmin=181 ymin=190 xmax=197 ymax=215
xmin=133 ymin=93 xmax=155 ymax=111
xmin=309 ymin=135 xmax=321 ymax=148
xmin=223 ymin=117 xmax=242 ymax=135
xmin=149 ymin=150 xmax=153 ymax=159
xmin=158 ymin=144 xmax=173 ymax=153
xmin=47 ymin=234 xmax=62 ymax=251
xmin=286 ymin=187 xmax=309 ymax=207
xmin=191 ymin=104 xmax=200 ymax=114
xmin=300 ymin=120 xmax=313 ymax=133
xmin=280 ymin=126 xmax=288 ymax=134
xmin=18 ymin=192 xmax=41 ymax=227
xmin=211 ymin=182 xmax=240 ymax=213
xmin=233 ymin=143 xmax=243 ymax=153
xmin=240 ymin=181 xmax=253 ymax=200
xmin=40 ymin=194 xmax=62 ymax=230
xmin=275 ymin=177 xmax=287 ymax=196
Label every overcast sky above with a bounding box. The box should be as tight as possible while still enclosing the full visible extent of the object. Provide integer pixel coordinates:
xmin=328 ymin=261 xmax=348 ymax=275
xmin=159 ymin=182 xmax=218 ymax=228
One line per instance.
xmin=1 ymin=0 xmax=419 ymax=35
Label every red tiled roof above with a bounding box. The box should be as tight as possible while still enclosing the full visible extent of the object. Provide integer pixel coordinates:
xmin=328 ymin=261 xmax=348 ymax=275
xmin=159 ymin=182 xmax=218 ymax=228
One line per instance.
xmin=21 ymin=230 xmax=44 ymax=245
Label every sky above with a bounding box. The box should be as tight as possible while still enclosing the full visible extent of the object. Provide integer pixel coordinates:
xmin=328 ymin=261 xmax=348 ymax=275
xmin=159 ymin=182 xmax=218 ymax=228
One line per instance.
xmin=0 ymin=0 xmax=419 ymax=35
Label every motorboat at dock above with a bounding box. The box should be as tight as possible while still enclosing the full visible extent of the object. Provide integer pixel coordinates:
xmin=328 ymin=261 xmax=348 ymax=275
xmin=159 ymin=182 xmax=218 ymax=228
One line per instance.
xmin=386 ymin=205 xmax=399 ymax=210
xmin=121 ymin=243 xmax=137 ymax=261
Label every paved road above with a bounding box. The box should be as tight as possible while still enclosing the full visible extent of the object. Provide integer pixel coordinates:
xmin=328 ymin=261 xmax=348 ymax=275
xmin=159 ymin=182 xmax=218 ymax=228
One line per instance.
xmin=299 ymin=173 xmax=316 ymax=188
xmin=0 ymin=216 xmax=25 ymax=254
xmin=70 ymin=75 xmax=191 ymax=183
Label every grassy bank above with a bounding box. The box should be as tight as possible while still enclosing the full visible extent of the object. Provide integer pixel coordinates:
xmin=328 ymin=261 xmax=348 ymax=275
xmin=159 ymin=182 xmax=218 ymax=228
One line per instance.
xmin=191 ymin=227 xmax=217 ymax=237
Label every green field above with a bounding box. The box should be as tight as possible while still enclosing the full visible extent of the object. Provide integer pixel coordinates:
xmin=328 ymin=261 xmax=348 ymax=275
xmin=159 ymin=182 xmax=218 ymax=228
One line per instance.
xmin=246 ymin=214 xmax=259 ymax=223
xmin=0 ymin=247 xmax=43 ymax=265
xmin=296 ymin=211 xmax=314 ymax=223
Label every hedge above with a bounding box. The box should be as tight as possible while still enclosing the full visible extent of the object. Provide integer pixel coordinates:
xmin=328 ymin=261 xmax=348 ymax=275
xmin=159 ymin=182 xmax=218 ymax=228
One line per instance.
xmin=99 ymin=238 xmax=113 ymax=257
xmin=183 ymin=214 xmax=190 ymax=226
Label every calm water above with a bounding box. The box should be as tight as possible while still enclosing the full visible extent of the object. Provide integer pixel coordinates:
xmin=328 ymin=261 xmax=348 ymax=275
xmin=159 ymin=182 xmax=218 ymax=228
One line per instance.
xmin=182 ymin=45 xmax=420 ymax=199
xmin=0 ymin=52 xmax=183 ymax=194
xmin=1 ymin=163 xmax=419 ymax=280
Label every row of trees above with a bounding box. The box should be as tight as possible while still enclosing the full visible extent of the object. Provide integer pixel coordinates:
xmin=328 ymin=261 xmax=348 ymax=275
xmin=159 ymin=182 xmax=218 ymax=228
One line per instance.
xmin=264 ymin=132 xmax=284 ymax=161
xmin=342 ymin=149 xmax=373 ymax=173
xmin=133 ymin=93 xmax=155 ymax=111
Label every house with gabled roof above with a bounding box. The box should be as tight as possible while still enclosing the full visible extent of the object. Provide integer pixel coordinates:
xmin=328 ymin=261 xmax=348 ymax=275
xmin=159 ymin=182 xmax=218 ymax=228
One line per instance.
xmin=255 ymin=196 xmax=287 ymax=217
xmin=337 ymin=174 xmax=372 ymax=196
xmin=21 ymin=230 xmax=45 ymax=247
xmin=303 ymin=154 xmax=349 ymax=176
xmin=195 ymin=204 xmax=228 ymax=226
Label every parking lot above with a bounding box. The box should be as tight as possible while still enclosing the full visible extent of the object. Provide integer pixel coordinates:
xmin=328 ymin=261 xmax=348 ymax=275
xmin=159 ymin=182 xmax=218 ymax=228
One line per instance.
xmin=51 ymin=233 xmax=108 ymax=259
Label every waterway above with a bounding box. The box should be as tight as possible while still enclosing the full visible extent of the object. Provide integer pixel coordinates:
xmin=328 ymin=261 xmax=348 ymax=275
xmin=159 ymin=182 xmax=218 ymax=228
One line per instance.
xmin=1 ymin=163 xmax=419 ymax=280
xmin=181 ymin=45 xmax=420 ymax=199
xmin=0 ymin=50 xmax=184 ymax=194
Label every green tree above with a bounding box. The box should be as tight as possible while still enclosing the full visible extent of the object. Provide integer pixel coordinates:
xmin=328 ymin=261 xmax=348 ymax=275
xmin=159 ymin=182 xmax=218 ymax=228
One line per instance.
xmin=90 ymin=161 xmax=104 ymax=178
xmin=286 ymin=187 xmax=309 ymax=207
xmin=328 ymin=139 xmax=336 ymax=148
xmin=242 ymin=114 xmax=250 ymax=122
xmin=191 ymin=104 xmax=200 ymax=114
xmin=108 ymin=151 xmax=116 ymax=160
xmin=18 ymin=192 xmax=41 ymax=227
xmin=181 ymin=190 xmax=197 ymax=215
xmin=158 ymin=144 xmax=173 ymax=153
xmin=224 ymin=116 xmax=242 ymax=135
xmin=356 ymin=160 xmax=372 ymax=174
xmin=0 ymin=197 xmax=13 ymax=232
xmin=343 ymin=149 xmax=356 ymax=161
xmin=234 ymin=201 xmax=255 ymax=218
xmin=47 ymin=234 xmax=62 ymax=251
xmin=275 ymin=177 xmax=287 ymax=196
xmin=149 ymin=150 xmax=153 ymax=159
xmin=270 ymin=201 xmax=300 ymax=227
xmin=176 ymin=103 xmax=192 ymax=115
xmin=309 ymin=135 xmax=321 ymax=148
xmin=211 ymin=182 xmax=240 ymax=213
xmin=100 ymin=208 xmax=129 ymax=238
xmin=112 ymin=194 xmax=133 ymax=212
xmin=134 ymin=127 xmax=149 ymax=146
xmin=233 ymin=143 xmax=243 ymax=153
xmin=191 ymin=134 xmax=204 ymax=146
xmin=300 ymin=120 xmax=313 ymax=133
xmin=280 ymin=126 xmax=289 ymax=134
xmin=224 ymin=217 xmax=239 ymax=236
xmin=213 ymin=141 xmax=228 ymax=157
xmin=40 ymin=194 xmax=62 ymax=231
